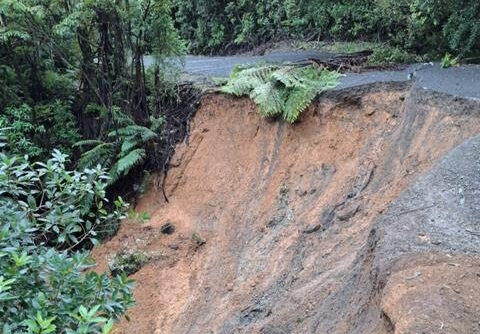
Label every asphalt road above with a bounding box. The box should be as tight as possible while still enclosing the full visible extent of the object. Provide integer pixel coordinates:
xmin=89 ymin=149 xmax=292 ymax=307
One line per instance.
xmin=145 ymin=51 xmax=480 ymax=100
xmin=144 ymin=50 xmax=335 ymax=78
xmin=180 ymin=50 xmax=335 ymax=77
xmin=338 ymin=63 xmax=480 ymax=100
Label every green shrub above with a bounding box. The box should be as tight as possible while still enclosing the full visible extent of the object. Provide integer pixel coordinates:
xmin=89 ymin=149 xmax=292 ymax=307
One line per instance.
xmin=368 ymin=45 xmax=421 ymax=65
xmin=0 ymin=102 xmax=80 ymax=159
xmin=0 ymin=150 xmax=134 ymax=333
xmin=0 ymin=219 xmax=134 ymax=333
xmin=0 ymin=104 xmax=44 ymax=158
xmin=441 ymin=2 xmax=480 ymax=57
xmin=0 ymin=150 xmax=127 ymax=249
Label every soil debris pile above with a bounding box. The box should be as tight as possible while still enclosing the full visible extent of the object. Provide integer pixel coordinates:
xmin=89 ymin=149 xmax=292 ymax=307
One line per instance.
xmin=94 ymin=82 xmax=480 ymax=334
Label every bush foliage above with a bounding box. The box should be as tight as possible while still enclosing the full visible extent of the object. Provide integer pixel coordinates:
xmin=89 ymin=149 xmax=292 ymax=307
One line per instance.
xmin=0 ymin=150 xmax=127 ymax=249
xmin=0 ymin=150 xmax=133 ymax=333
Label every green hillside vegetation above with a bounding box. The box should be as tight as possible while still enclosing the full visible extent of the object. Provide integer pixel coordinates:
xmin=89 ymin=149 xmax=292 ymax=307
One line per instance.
xmin=174 ymin=0 xmax=480 ymax=58
xmin=0 ymin=0 xmax=183 ymax=332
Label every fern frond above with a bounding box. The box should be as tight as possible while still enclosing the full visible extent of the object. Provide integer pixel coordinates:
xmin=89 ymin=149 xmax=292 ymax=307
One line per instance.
xmin=283 ymin=86 xmax=317 ymax=123
xmin=73 ymin=139 xmax=104 ymax=148
xmin=249 ymin=81 xmax=285 ymax=117
xmin=120 ymin=137 xmax=140 ymax=154
xmin=109 ymin=148 xmax=146 ymax=182
xmin=271 ymin=66 xmax=302 ymax=88
xmin=283 ymin=69 xmax=340 ymax=123
xmin=229 ymin=64 xmax=246 ymax=80
xmin=307 ymin=69 xmax=341 ymax=91
xmin=78 ymin=142 xmax=115 ymax=169
xmin=139 ymin=128 xmax=157 ymax=142
xmin=111 ymin=107 xmax=135 ymax=126
xmin=245 ymin=66 xmax=278 ymax=82
xmin=108 ymin=125 xmax=157 ymax=142
xmin=221 ymin=75 xmax=263 ymax=96
xmin=221 ymin=66 xmax=277 ymax=96
xmin=221 ymin=64 xmax=339 ymax=123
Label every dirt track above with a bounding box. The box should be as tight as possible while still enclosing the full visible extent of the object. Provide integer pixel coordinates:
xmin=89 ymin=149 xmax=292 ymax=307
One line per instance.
xmin=93 ymin=79 xmax=480 ymax=333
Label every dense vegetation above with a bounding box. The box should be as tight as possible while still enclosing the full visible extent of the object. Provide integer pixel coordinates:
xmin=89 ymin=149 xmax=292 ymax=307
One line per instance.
xmin=0 ymin=150 xmax=134 ymax=333
xmin=0 ymin=0 xmax=184 ymax=331
xmin=173 ymin=0 xmax=480 ymax=57
xmin=0 ymin=0 xmax=184 ymax=164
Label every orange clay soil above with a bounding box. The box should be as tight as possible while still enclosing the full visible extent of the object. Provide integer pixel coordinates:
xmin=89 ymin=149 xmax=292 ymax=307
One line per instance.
xmin=93 ymin=82 xmax=480 ymax=334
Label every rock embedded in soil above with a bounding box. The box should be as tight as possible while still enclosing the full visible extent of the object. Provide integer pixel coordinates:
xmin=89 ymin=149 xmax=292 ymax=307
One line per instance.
xmin=161 ymin=222 xmax=176 ymax=235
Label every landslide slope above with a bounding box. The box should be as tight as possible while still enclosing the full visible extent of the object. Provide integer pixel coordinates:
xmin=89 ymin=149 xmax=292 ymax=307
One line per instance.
xmin=94 ymin=82 xmax=480 ymax=334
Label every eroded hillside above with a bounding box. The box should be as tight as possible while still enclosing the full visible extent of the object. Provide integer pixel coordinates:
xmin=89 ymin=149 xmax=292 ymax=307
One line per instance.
xmin=93 ymin=82 xmax=480 ymax=334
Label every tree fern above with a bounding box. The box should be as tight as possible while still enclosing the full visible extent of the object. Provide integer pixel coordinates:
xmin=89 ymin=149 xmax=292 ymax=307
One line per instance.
xmin=221 ymin=64 xmax=340 ymax=123
xmin=121 ymin=137 xmax=140 ymax=154
xmin=283 ymin=86 xmax=318 ymax=123
xmin=271 ymin=66 xmax=304 ymax=88
xmin=73 ymin=139 xmax=104 ymax=148
xmin=110 ymin=148 xmax=146 ymax=183
xmin=300 ymin=66 xmax=340 ymax=91
xmin=283 ymin=67 xmax=340 ymax=122
xmin=77 ymin=122 xmax=157 ymax=183
xmin=111 ymin=106 xmax=135 ymax=126
xmin=77 ymin=142 xmax=115 ymax=169
xmin=108 ymin=125 xmax=156 ymax=140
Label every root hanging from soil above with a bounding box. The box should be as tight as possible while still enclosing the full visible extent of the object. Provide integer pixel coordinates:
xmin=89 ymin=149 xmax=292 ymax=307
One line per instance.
xmin=149 ymin=82 xmax=203 ymax=202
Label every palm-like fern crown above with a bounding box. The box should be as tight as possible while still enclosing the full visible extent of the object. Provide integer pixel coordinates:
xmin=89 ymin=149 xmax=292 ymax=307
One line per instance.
xmin=221 ymin=64 xmax=340 ymax=123
xmin=74 ymin=112 xmax=158 ymax=183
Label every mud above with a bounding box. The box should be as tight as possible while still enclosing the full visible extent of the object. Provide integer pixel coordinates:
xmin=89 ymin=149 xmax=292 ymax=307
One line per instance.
xmin=93 ymin=82 xmax=480 ymax=334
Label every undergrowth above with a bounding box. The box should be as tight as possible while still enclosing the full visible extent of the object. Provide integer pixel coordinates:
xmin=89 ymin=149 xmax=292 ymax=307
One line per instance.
xmin=441 ymin=53 xmax=460 ymax=68
xmin=74 ymin=111 xmax=160 ymax=186
xmin=221 ymin=64 xmax=340 ymax=123
xmin=325 ymin=42 xmax=423 ymax=65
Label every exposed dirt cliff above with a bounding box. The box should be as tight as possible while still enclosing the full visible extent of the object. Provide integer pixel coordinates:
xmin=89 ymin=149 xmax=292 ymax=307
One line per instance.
xmin=93 ymin=82 xmax=480 ymax=334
